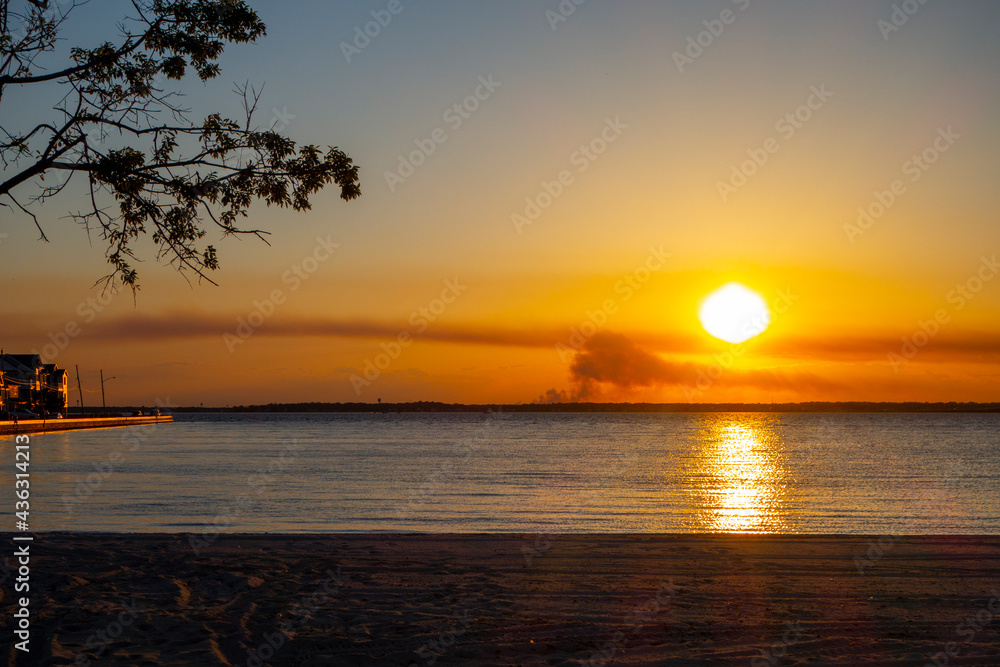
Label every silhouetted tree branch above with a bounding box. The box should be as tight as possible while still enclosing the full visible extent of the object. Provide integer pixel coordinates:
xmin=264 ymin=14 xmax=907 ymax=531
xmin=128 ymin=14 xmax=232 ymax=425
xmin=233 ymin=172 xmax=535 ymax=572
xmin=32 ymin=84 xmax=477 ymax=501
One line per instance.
xmin=1 ymin=0 xmax=361 ymax=290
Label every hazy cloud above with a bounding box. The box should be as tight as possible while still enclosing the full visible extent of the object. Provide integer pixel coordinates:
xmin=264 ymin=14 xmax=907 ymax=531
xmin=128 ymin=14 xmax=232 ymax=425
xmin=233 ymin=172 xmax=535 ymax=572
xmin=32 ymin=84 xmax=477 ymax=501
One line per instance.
xmin=5 ymin=309 xmax=999 ymax=364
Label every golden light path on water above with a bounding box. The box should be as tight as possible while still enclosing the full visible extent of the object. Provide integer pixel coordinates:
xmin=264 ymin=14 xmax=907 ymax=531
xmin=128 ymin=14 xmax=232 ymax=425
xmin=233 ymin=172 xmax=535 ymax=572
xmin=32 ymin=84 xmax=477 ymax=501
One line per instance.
xmin=692 ymin=415 xmax=790 ymax=533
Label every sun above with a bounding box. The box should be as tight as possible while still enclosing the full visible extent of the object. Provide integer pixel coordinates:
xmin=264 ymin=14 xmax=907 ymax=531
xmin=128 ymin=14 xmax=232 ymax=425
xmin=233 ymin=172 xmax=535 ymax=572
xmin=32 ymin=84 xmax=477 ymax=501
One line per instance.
xmin=699 ymin=283 xmax=771 ymax=344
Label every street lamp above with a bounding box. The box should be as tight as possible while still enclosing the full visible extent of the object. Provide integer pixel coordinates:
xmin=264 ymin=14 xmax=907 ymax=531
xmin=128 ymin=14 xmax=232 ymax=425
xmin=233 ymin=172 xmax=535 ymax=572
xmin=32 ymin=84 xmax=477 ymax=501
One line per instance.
xmin=100 ymin=370 xmax=117 ymax=417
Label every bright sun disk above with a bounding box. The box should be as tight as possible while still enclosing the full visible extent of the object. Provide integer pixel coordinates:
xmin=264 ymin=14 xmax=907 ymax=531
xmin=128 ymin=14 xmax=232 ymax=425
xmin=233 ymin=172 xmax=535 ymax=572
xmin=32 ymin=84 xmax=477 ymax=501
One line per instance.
xmin=699 ymin=282 xmax=771 ymax=344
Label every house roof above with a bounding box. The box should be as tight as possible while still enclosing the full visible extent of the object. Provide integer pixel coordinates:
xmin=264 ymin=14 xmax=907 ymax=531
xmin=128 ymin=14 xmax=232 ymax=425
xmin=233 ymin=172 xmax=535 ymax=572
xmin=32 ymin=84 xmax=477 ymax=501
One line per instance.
xmin=0 ymin=354 xmax=39 ymax=373
xmin=2 ymin=356 xmax=68 ymax=380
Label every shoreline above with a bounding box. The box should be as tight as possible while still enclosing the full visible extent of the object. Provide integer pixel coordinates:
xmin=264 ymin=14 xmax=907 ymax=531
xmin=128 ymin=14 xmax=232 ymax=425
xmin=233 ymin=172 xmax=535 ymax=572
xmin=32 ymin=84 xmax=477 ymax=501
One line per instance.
xmin=6 ymin=533 xmax=1000 ymax=665
xmin=0 ymin=415 xmax=172 ymax=436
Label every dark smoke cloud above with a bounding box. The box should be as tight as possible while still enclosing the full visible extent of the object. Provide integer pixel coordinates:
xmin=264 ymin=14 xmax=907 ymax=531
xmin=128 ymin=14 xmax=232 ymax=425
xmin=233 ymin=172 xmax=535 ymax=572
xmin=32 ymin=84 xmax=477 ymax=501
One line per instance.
xmin=541 ymin=331 xmax=843 ymax=402
xmin=570 ymin=332 xmax=698 ymax=387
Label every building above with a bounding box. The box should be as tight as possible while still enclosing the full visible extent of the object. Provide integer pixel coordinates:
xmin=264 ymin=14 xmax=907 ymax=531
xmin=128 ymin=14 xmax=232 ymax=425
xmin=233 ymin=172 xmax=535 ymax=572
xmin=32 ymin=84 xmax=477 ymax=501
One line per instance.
xmin=0 ymin=353 xmax=70 ymax=418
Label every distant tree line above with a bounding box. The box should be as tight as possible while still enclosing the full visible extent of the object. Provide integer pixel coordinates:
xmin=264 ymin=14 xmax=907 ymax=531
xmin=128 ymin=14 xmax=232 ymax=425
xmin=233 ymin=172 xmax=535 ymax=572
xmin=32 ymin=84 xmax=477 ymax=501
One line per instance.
xmin=151 ymin=401 xmax=1000 ymax=413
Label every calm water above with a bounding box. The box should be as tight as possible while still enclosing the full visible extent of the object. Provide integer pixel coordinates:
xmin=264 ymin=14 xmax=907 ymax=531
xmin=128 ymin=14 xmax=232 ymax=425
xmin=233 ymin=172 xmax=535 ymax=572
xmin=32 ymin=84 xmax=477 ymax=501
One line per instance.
xmin=4 ymin=412 xmax=1000 ymax=534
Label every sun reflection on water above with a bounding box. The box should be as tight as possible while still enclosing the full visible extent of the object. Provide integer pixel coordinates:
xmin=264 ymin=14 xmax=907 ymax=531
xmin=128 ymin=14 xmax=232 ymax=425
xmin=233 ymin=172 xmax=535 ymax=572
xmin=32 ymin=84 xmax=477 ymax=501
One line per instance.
xmin=692 ymin=414 xmax=789 ymax=533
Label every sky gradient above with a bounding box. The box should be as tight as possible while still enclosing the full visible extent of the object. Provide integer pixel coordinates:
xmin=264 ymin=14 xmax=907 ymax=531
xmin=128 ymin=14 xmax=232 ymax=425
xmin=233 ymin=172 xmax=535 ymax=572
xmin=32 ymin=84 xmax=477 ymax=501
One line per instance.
xmin=2 ymin=0 xmax=1000 ymax=406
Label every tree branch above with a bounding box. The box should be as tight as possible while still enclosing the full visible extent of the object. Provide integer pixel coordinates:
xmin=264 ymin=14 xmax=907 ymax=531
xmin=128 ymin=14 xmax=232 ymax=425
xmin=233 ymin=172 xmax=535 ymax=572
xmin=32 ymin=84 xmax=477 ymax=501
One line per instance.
xmin=2 ymin=191 xmax=48 ymax=241
xmin=0 ymin=19 xmax=156 ymax=88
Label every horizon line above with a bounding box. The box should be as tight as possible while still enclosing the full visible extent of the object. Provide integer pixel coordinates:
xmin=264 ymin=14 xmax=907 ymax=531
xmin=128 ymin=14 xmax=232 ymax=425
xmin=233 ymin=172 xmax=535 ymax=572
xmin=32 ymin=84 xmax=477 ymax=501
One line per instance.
xmin=96 ymin=400 xmax=1000 ymax=413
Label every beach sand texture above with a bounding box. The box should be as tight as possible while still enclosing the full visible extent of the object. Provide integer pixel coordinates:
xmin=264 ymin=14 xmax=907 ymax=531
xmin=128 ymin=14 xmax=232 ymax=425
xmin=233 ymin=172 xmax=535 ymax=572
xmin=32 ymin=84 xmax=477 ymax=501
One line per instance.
xmin=3 ymin=534 xmax=999 ymax=665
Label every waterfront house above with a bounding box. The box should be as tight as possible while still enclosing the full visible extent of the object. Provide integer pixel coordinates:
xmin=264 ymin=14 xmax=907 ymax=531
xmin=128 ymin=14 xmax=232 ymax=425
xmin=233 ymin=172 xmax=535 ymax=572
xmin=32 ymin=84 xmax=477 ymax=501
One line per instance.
xmin=0 ymin=353 xmax=70 ymax=417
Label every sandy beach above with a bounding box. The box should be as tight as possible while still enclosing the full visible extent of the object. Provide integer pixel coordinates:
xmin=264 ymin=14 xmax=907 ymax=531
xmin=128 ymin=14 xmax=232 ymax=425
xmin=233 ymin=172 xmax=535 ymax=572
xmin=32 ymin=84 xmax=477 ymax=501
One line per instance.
xmin=3 ymin=534 xmax=999 ymax=665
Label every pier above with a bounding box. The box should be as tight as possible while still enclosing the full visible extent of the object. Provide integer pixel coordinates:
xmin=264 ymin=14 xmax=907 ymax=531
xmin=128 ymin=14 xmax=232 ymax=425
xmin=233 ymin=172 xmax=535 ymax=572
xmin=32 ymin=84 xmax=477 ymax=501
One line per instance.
xmin=0 ymin=415 xmax=173 ymax=436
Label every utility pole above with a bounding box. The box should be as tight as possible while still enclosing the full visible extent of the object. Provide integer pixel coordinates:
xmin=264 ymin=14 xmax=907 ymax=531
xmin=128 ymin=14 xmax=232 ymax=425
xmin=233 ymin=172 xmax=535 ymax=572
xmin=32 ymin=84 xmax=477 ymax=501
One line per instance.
xmin=75 ymin=365 xmax=84 ymax=416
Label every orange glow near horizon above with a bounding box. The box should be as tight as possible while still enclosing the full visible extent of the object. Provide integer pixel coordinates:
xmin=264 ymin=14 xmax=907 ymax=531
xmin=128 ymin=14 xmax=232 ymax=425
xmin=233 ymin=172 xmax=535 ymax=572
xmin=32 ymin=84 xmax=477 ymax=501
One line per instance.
xmin=1 ymin=259 xmax=998 ymax=405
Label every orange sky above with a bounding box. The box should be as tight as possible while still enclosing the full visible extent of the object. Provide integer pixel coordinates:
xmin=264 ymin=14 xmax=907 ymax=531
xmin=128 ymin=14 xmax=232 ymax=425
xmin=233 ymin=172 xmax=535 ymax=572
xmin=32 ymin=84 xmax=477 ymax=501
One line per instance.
xmin=2 ymin=1 xmax=999 ymax=405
